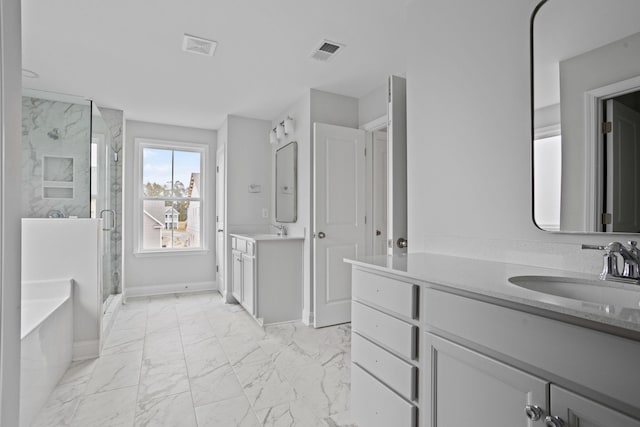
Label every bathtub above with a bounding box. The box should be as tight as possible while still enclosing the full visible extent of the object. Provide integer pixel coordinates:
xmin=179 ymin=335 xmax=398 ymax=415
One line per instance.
xmin=20 ymin=279 xmax=73 ymax=427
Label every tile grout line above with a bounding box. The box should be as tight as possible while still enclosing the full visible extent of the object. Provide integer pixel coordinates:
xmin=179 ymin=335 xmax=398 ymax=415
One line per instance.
xmin=205 ymin=302 xmax=266 ymax=426
xmin=176 ymin=296 xmax=201 ymax=427
xmin=130 ymin=298 xmax=150 ymax=426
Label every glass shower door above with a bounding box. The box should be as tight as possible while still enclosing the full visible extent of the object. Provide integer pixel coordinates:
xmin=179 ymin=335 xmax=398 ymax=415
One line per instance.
xmin=91 ymin=104 xmax=116 ymax=303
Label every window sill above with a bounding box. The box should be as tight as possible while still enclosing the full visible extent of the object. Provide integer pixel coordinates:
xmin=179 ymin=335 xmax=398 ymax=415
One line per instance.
xmin=134 ymin=249 xmax=210 ymax=258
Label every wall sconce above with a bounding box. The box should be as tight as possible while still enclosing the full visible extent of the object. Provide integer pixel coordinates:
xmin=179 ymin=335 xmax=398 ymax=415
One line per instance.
xmin=284 ymin=116 xmax=295 ymax=134
xmin=269 ymin=128 xmax=278 ymax=144
xmin=276 ymin=122 xmax=285 ymax=140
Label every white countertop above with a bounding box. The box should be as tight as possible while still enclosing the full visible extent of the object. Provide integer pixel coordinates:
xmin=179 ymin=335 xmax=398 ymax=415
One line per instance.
xmin=346 ymin=253 xmax=640 ymax=337
xmin=230 ymin=233 xmax=304 ymax=242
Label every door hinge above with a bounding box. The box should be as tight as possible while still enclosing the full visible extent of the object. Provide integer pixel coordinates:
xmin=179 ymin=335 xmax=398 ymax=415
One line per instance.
xmin=216 ymin=265 xmax=219 ymax=273
xmin=388 ymin=76 xmax=392 ymax=103
xmin=216 ymin=166 xmax=219 ymax=173
xmin=364 ymin=147 xmax=367 ymax=157
xmin=602 ymin=212 xmax=612 ymax=225
xmin=364 ymin=215 xmax=367 ymax=224
xmin=602 ymin=121 xmax=612 ymax=134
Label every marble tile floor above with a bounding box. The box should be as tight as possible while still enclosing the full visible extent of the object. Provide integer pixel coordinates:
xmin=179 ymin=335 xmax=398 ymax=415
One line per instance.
xmin=31 ymin=291 xmax=356 ymax=427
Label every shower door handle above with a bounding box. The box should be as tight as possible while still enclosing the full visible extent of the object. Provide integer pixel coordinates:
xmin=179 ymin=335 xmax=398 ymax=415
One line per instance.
xmin=100 ymin=209 xmax=116 ymax=231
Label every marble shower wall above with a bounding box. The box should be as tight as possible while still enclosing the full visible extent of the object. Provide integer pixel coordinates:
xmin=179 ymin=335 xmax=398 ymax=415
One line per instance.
xmin=98 ymin=107 xmax=124 ymax=295
xmin=22 ymin=96 xmax=91 ymax=218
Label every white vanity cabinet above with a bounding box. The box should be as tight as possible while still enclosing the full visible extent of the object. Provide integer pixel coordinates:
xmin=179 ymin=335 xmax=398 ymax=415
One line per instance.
xmin=349 ymin=262 xmax=640 ymax=427
xmin=230 ymin=234 xmax=303 ymax=325
xmin=549 ymin=385 xmax=640 ymax=427
xmin=241 ymin=253 xmax=255 ymax=315
xmin=425 ymin=333 xmax=548 ymax=427
xmin=425 ymin=333 xmax=640 ymax=427
xmin=231 ymin=249 xmax=243 ymax=305
xmin=351 ymin=268 xmax=420 ymax=427
xmin=230 ymin=245 xmax=256 ymax=315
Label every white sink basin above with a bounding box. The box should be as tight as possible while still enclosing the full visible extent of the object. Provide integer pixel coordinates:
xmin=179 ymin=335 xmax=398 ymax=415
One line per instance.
xmin=508 ymin=275 xmax=640 ymax=309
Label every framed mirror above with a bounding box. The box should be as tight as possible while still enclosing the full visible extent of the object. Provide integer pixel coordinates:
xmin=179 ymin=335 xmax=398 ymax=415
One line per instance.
xmin=275 ymin=141 xmax=297 ymax=222
xmin=532 ymin=0 xmax=640 ymax=233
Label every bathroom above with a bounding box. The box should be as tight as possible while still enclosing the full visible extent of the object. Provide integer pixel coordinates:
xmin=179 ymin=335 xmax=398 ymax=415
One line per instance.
xmin=2 ymin=0 xmax=640 ymax=426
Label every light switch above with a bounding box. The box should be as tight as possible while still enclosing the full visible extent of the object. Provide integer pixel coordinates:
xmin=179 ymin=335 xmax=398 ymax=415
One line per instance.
xmin=262 ymin=208 xmax=268 ymax=218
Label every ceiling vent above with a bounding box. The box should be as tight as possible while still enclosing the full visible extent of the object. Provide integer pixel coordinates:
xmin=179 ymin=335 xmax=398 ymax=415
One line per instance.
xmin=182 ymin=34 xmax=218 ymax=56
xmin=310 ymin=40 xmax=345 ymax=62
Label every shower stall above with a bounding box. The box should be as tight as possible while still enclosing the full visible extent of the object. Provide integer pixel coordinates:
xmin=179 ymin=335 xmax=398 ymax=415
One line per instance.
xmin=21 ymin=89 xmax=123 ymax=304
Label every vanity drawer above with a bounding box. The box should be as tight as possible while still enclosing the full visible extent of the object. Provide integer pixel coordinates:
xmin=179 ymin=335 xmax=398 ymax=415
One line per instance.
xmin=353 ymin=269 xmax=418 ymax=319
xmin=246 ymin=241 xmax=254 ymax=256
xmin=236 ymin=238 xmax=247 ymax=253
xmin=352 ymin=363 xmax=417 ymax=427
xmin=352 ymin=301 xmax=417 ymax=360
xmin=352 ymin=332 xmax=417 ymax=401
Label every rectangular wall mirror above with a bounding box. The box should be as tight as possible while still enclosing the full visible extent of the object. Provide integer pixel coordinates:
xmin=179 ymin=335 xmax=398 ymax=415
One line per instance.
xmin=275 ymin=141 xmax=297 ymax=222
xmin=532 ymin=0 xmax=640 ymax=233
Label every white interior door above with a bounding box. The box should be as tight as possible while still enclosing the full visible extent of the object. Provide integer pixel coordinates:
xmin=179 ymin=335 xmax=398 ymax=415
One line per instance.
xmin=388 ymin=75 xmax=408 ymax=254
xmin=216 ymin=146 xmax=226 ymax=295
xmin=606 ymin=99 xmax=640 ymax=232
xmin=313 ymin=123 xmax=366 ymax=328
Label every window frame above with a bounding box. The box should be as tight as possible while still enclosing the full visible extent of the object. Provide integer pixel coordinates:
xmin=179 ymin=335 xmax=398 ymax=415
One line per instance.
xmin=133 ymin=137 xmax=209 ymax=255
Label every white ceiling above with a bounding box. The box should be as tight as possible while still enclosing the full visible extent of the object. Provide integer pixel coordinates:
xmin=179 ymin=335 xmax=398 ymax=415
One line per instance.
xmin=21 ymin=0 xmax=409 ymax=130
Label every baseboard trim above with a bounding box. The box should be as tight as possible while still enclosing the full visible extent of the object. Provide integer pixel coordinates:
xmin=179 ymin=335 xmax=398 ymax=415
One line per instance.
xmin=124 ymin=281 xmax=217 ymax=299
xmin=301 ymin=309 xmax=314 ymax=326
xmin=73 ymin=339 xmax=99 ymax=361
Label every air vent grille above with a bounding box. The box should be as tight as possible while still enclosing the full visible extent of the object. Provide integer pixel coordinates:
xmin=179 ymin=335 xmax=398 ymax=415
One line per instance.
xmin=182 ymin=34 xmax=217 ymax=56
xmin=319 ymin=42 xmax=340 ymax=54
xmin=310 ymin=39 xmax=345 ymax=62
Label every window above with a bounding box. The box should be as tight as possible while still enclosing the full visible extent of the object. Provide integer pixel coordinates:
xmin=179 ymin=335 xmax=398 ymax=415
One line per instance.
xmin=135 ymin=138 xmax=207 ymax=252
xmin=533 ymin=133 xmax=561 ymax=231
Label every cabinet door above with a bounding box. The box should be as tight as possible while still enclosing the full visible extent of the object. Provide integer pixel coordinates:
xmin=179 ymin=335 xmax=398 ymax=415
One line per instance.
xmin=231 ymin=250 xmax=242 ymax=302
xmin=425 ymin=333 xmax=548 ymax=427
xmin=241 ymin=254 xmax=255 ymax=315
xmin=549 ymin=385 xmax=640 ymax=427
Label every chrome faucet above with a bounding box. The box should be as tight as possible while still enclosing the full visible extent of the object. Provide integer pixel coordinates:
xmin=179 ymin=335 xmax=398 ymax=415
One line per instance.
xmin=582 ymin=241 xmax=640 ymax=283
xmin=270 ymin=223 xmax=288 ymax=237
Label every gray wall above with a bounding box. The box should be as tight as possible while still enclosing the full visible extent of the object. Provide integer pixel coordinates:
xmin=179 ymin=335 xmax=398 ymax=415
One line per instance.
xmin=124 ymin=120 xmax=217 ymax=296
xmin=405 ymin=0 xmax=628 ymax=273
xmin=358 ymin=84 xmax=387 ymax=127
xmin=560 ymin=31 xmax=640 ymax=231
xmin=271 ymin=89 xmax=358 ymax=324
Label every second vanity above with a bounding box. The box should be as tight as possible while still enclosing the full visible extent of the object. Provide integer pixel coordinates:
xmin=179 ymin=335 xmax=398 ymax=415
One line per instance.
xmin=346 ymin=253 xmax=640 ymax=427
xmin=230 ymin=233 xmax=303 ymax=325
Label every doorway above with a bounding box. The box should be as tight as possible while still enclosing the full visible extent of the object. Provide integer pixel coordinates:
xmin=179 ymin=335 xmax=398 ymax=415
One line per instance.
xmin=216 ymin=145 xmax=226 ymax=299
xmin=366 ymin=127 xmax=388 ymax=256
xmin=602 ymin=90 xmax=640 ymax=232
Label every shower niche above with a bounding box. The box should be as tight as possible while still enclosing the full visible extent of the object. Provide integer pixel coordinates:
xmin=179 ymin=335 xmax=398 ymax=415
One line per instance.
xmin=42 ymin=155 xmax=74 ymax=199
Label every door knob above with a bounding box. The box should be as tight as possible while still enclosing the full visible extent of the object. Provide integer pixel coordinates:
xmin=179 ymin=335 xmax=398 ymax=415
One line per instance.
xmin=524 ymin=405 xmax=543 ymax=421
xmin=545 ymin=416 xmax=564 ymax=427
xmin=397 ymin=237 xmax=408 ymax=248
xmin=317 ymin=232 xmax=326 ymax=239
xmin=376 ymin=230 xmax=382 ymax=236
xmin=217 ymin=229 xmax=224 ymax=232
